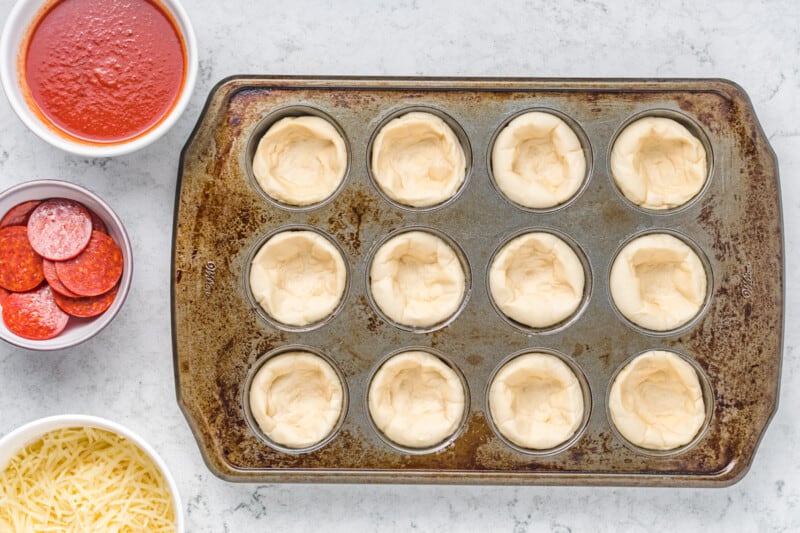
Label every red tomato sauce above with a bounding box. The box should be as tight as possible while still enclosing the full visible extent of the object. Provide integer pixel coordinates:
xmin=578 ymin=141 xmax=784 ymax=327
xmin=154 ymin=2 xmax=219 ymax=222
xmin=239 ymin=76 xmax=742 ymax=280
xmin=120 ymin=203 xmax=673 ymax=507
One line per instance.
xmin=22 ymin=0 xmax=186 ymax=144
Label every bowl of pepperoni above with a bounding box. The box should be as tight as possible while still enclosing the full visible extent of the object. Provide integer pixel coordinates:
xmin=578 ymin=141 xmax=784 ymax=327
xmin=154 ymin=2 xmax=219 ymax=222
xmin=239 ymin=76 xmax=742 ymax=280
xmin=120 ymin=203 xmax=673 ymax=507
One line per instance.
xmin=0 ymin=0 xmax=197 ymax=157
xmin=0 ymin=180 xmax=132 ymax=350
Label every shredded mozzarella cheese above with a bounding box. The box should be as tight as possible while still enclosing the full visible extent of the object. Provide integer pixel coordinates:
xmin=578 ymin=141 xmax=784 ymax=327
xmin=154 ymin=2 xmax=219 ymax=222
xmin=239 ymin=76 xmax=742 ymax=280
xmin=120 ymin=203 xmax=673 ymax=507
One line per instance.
xmin=0 ymin=427 xmax=176 ymax=532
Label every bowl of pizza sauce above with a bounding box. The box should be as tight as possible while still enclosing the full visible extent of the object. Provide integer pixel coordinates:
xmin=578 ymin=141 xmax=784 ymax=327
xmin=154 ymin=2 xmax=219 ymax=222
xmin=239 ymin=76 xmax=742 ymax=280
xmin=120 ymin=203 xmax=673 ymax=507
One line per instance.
xmin=0 ymin=0 xmax=198 ymax=157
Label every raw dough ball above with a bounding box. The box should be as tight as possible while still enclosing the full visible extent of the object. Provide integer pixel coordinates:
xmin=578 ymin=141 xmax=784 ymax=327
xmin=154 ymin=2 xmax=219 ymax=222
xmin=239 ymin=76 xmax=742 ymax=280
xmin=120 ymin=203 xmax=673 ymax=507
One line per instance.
xmin=489 ymin=232 xmax=585 ymax=328
xmin=608 ymin=350 xmax=706 ymax=450
xmin=492 ymin=111 xmax=586 ymax=208
xmin=371 ymin=112 xmax=466 ymax=207
xmin=249 ymin=351 xmax=344 ymax=448
xmin=368 ymin=350 xmax=466 ymax=448
xmin=489 ymin=352 xmax=584 ymax=450
xmin=252 ymin=116 xmax=347 ymax=206
xmin=369 ymin=230 xmax=466 ymax=328
xmin=249 ymin=230 xmax=347 ymax=326
xmin=609 ymin=233 xmax=707 ymax=331
xmin=610 ymin=116 xmax=707 ymax=209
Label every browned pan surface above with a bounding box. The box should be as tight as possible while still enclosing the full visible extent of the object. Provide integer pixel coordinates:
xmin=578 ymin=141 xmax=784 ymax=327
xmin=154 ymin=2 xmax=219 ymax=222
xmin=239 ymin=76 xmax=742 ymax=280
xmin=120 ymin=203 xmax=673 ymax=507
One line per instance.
xmin=172 ymin=77 xmax=782 ymax=485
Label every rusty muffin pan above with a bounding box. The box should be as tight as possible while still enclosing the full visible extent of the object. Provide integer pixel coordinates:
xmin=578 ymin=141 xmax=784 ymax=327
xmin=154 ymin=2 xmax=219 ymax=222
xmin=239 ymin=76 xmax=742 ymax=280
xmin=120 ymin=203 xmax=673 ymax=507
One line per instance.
xmin=172 ymin=77 xmax=782 ymax=486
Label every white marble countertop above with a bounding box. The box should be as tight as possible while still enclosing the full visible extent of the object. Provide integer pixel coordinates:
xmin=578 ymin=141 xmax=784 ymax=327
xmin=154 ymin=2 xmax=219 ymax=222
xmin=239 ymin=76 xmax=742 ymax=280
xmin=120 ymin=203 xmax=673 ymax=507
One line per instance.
xmin=1 ymin=0 xmax=798 ymax=530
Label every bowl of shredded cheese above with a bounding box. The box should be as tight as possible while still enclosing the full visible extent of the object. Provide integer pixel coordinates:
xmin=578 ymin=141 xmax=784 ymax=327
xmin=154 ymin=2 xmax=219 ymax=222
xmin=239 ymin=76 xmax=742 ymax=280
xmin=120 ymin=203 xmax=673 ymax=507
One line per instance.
xmin=0 ymin=415 xmax=183 ymax=532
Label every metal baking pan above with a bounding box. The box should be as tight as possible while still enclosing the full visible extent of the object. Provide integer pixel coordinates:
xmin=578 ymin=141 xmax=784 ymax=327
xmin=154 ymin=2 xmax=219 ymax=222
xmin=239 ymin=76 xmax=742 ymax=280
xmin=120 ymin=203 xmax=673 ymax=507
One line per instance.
xmin=172 ymin=77 xmax=782 ymax=486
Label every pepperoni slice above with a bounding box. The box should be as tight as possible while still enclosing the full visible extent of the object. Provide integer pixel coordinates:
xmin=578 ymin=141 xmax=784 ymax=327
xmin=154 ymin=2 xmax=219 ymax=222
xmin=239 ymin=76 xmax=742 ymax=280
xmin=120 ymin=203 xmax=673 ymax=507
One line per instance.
xmin=0 ymin=200 xmax=42 ymax=228
xmin=52 ymin=283 xmax=118 ymax=318
xmin=27 ymin=198 xmax=93 ymax=261
xmin=2 ymin=285 xmax=69 ymax=340
xmin=0 ymin=286 xmax=9 ymax=307
xmin=0 ymin=226 xmax=44 ymax=292
xmin=42 ymin=259 xmax=80 ymax=298
xmin=89 ymin=210 xmax=108 ymax=234
xmin=55 ymin=231 xmax=123 ymax=297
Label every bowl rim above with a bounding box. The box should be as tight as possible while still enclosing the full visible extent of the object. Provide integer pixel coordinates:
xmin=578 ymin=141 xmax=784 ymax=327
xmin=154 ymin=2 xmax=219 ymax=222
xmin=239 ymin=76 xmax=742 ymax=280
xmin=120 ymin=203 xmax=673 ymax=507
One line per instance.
xmin=0 ymin=179 xmax=134 ymax=351
xmin=0 ymin=414 xmax=185 ymax=532
xmin=0 ymin=0 xmax=199 ymax=157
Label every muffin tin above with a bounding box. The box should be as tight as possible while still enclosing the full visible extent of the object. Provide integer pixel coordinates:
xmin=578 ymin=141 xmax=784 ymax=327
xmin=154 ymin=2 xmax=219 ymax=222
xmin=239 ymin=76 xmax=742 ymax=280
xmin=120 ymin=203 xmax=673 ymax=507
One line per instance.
xmin=172 ymin=77 xmax=782 ymax=486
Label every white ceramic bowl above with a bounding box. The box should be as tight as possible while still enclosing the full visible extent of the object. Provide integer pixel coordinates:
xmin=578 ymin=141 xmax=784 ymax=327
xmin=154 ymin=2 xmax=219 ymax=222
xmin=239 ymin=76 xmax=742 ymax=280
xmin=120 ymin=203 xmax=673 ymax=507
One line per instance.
xmin=0 ymin=0 xmax=198 ymax=157
xmin=0 ymin=414 xmax=184 ymax=532
xmin=0 ymin=180 xmax=133 ymax=350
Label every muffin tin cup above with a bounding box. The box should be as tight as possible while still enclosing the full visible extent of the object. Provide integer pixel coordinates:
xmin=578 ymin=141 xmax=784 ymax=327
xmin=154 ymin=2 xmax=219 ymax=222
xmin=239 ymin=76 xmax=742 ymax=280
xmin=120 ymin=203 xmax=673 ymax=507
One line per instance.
xmin=607 ymin=108 xmax=715 ymax=216
xmin=174 ymin=77 xmax=782 ymax=486
xmin=242 ymin=224 xmax=351 ymax=333
xmin=366 ymin=105 xmax=473 ymax=213
xmin=242 ymin=344 xmax=349 ymax=455
xmin=484 ymin=348 xmax=592 ymax=457
xmin=364 ymin=346 xmax=471 ymax=455
xmin=607 ymin=228 xmax=714 ymax=337
xmin=486 ymin=227 xmax=593 ymax=335
xmin=364 ymin=225 xmax=472 ymax=334
xmin=486 ymin=107 xmax=594 ymax=214
xmin=244 ymin=105 xmax=352 ymax=212
xmin=605 ymin=349 xmax=715 ymax=458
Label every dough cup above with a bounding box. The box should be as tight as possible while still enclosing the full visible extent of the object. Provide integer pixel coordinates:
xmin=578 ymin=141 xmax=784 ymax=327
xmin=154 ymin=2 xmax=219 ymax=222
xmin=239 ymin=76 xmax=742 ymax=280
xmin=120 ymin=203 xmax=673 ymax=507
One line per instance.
xmin=485 ymin=349 xmax=591 ymax=455
xmin=367 ymin=106 xmax=472 ymax=211
xmin=242 ymin=345 xmax=348 ymax=454
xmin=365 ymin=347 xmax=470 ymax=454
xmin=245 ymin=105 xmax=351 ymax=211
xmin=486 ymin=228 xmax=592 ymax=334
xmin=244 ymin=225 xmax=350 ymax=331
xmin=365 ymin=226 xmax=471 ymax=333
xmin=606 ymin=349 xmax=714 ymax=456
xmin=608 ymin=109 xmax=713 ymax=214
xmin=607 ymin=229 xmax=713 ymax=335
xmin=488 ymin=108 xmax=592 ymax=212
